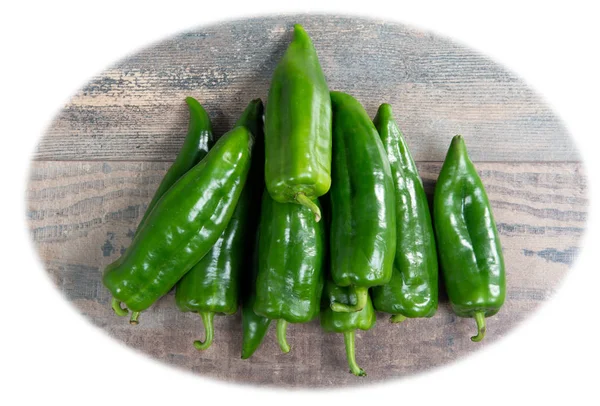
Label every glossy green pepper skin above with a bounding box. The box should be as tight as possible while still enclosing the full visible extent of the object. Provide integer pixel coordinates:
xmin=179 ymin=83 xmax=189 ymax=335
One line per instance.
xmin=241 ymin=230 xmax=272 ymax=359
xmin=137 ymin=97 xmax=214 ymax=231
xmin=175 ymin=99 xmax=264 ymax=351
xmin=253 ymin=190 xmax=325 ymax=353
xmin=103 ymin=125 xmax=253 ymax=323
xmin=328 ymin=91 xmax=396 ymax=313
xmin=371 ymin=104 xmax=438 ymax=322
xmin=433 ymin=135 xmax=506 ymax=342
xmin=320 ymin=280 xmax=376 ymax=377
xmin=239 ymin=101 xmax=272 ymax=359
xmin=264 ymin=24 xmax=332 ymax=221
xmin=107 ymin=97 xmax=213 ymax=321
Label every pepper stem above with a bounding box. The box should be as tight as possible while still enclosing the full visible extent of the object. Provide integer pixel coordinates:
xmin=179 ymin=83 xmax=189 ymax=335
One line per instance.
xmin=193 ymin=311 xmax=215 ymax=351
xmin=111 ymin=298 xmax=129 ymax=317
xmin=471 ymin=311 xmax=486 ymax=342
xmin=129 ymin=311 xmax=140 ymax=325
xmin=276 ymin=319 xmax=291 ymax=353
xmin=330 ymin=286 xmax=368 ymax=313
xmin=390 ymin=314 xmax=407 ymax=323
xmin=343 ymin=331 xmax=366 ymax=377
xmin=295 ymin=193 xmax=321 ymax=222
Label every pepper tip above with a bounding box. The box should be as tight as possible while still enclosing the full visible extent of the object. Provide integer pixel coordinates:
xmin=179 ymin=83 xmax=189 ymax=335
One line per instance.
xmin=184 ymin=96 xmax=198 ymax=106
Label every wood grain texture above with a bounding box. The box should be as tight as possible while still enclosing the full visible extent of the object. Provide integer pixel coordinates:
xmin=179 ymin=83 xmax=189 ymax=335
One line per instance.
xmin=26 ymin=160 xmax=587 ymax=387
xmin=35 ymin=15 xmax=576 ymax=162
xmin=26 ymin=14 xmax=586 ymax=387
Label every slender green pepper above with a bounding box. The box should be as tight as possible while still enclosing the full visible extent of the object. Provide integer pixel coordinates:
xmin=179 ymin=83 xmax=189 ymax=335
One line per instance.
xmin=108 ymin=97 xmax=213 ymax=320
xmin=264 ymin=24 xmax=332 ymax=221
xmin=241 ymin=230 xmax=272 ymax=359
xmin=239 ymin=100 xmax=272 ymax=359
xmin=103 ymin=125 xmax=253 ymax=323
xmin=138 ymin=97 xmax=213 ymax=231
xmin=320 ymin=280 xmax=376 ymax=377
xmin=433 ymin=135 xmax=506 ymax=342
xmin=371 ymin=104 xmax=438 ymax=322
xmin=241 ymin=294 xmax=271 ymax=359
xmin=175 ymin=99 xmax=264 ymax=351
xmin=329 ymin=91 xmax=396 ymax=313
xmin=253 ymin=190 xmax=325 ymax=353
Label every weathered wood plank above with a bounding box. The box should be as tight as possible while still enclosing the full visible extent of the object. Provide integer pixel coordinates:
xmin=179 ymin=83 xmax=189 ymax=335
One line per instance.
xmin=26 ymin=160 xmax=586 ymax=386
xmin=35 ymin=15 xmax=575 ymax=162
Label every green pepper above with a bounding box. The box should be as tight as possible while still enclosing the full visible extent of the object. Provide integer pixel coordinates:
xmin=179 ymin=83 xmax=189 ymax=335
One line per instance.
xmin=103 ymin=125 xmax=253 ymax=324
xmin=328 ymin=91 xmax=396 ymax=313
xmin=137 ymin=97 xmax=213 ymax=231
xmin=433 ymin=135 xmax=506 ymax=342
xmin=239 ymin=100 xmax=272 ymax=359
xmin=107 ymin=97 xmax=213 ymax=320
xmin=241 ymin=231 xmax=272 ymax=359
xmin=264 ymin=24 xmax=332 ymax=221
xmin=175 ymin=99 xmax=264 ymax=350
xmin=320 ymin=280 xmax=376 ymax=377
xmin=370 ymin=104 xmax=438 ymax=322
xmin=253 ymin=190 xmax=325 ymax=353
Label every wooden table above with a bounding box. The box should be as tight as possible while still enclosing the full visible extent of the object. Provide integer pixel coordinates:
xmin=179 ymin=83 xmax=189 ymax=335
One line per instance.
xmin=27 ymin=15 xmax=587 ymax=387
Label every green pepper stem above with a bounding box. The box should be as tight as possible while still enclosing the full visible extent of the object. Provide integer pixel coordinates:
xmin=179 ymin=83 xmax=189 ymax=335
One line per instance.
xmin=390 ymin=314 xmax=407 ymax=323
xmin=343 ymin=331 xmax=366 ymax=377
xmin=471 ymin=311 xmax=486 ymax=342
xmin=111 ymin=298 xmax=129 ymax=317
xmin=295 ymin=193 xmax=321 ymax=222
xmin=276 ymin=319 xmax=291 ymax=353
xmin=330 ymin=286 xmax=368 ymax=313
xmin=194 ymin=311 xmax=215 ymax=351
xmin=129 ymin=311 xmax=140 ymax=325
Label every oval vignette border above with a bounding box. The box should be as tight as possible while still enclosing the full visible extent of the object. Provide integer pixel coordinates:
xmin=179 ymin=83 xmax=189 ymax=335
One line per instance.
xmin=25 ymin=14 xmax=587 ymax=387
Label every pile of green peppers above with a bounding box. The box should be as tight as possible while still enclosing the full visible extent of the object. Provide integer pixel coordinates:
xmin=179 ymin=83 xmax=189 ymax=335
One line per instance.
xmin=102 ymin=24 xmax=506 ymax=377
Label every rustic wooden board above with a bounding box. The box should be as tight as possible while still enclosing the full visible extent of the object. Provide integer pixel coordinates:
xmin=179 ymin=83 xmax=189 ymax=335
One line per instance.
xmin=26 ymin=14 xmax=586 ymax=387
xmin=35 ymin=15 xmax=576 ymax=162
xmin=26 ymin=160 xmax=587 ymax=387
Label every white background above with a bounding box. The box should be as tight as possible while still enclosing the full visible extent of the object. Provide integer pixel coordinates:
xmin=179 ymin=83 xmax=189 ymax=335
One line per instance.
xmin=2 ymin=1 xmax=599 ymax=404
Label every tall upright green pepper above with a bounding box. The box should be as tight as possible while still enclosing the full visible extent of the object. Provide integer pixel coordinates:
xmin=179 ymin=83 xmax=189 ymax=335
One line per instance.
xmin=371 ymin=104 xmax=438 ymax=322
xmin=433 ymin=135 xmax=506 ymax=342
xmin=253 ymin=190 xmax=325 ymax=353
xmin=103 ymin=125 xmax=253 ymax=324
xmin=320 ymin=280 xmax=376 ymax=377
xmin=175 ymin=99 xmax=264 ymax=351
xmin=137 ymin=97 xmax=213 ymax=231
xmin=329 ymin=91 xmax=396 ymax=313
xmin=264 ymin=24 xmax=332 ymax=221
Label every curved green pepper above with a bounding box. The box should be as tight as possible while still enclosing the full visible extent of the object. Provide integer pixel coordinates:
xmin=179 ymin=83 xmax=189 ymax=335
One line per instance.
xmin=175 ymin=99 xmax=264 ymax=351
xmin=370 ymin=104 xmax=438 ymax=322
xmin=109 ymin=97 xmax=213 ymax=320
xmin=103 ymin=125 xmax=253 ymax=323
xmin=239 ymin=101 xmax=272 ymax=359
xmin=264 ymin=24 xmax=332 ymax=221
xmin=253 ymin=190 xmax=325 ymax=353
xmin=320 ymin=280 xmax=376 ymax=377
xmin=329 ymin=91 xmax=396 ymax=313
xmin=241 ymin=230 xmax=272 ymax=359
xmin=137 ymin=97 xmax=213 ymax=231
xmin=433 ymin=135 xmax=506 ymax=342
